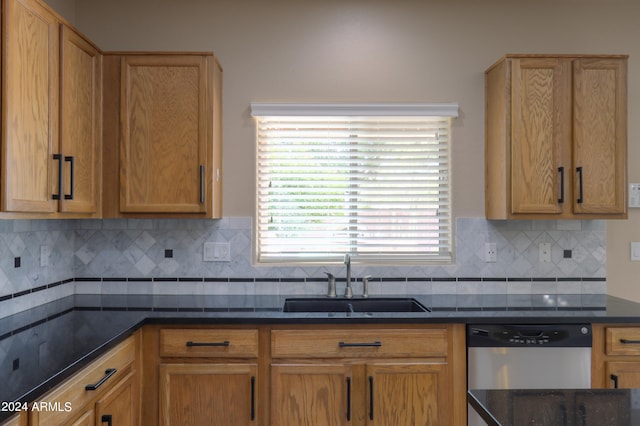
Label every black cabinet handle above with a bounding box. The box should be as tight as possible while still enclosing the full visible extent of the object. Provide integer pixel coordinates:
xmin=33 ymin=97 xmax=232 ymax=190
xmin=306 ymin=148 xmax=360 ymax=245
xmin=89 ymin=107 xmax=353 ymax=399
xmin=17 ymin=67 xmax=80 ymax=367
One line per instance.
xmin=64 ymin=156 xmax=74 ymax=200
xmin=346 ymin=377 xmax=351 ymax=421
xmin=620 ymin=339 xmax=640 ymax=344
xmin=199 ymin=165 xmax=205 ymax=204
xmin=101 ymin=414 xmax=112 ymax=426
xmin=52 ymin=154 xmax=63 ymax=200
xmin=339 ymin=341 xmax=382 ymax=348
xmin=250 ymin=376 xmax=255 ymax=421
xmin=369 ymin=376 xmax=374 ymax=420
xmin=186 ymin=341 xmax=230 ymax=347
xmin=558 ymin=166 xmax=564 ymax=203
xmin=576 ymin=166 xmax=584 ymax=204
xmin=611 ymin=374 xmax=619 ymax=389
xmin=85 ymin=368 xmax=117 ymax=391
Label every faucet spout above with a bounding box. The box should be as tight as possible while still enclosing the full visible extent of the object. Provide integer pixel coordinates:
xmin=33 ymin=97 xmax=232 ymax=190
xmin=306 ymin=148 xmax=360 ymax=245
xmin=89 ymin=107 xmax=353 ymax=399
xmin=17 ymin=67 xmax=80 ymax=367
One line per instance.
xmin=344 ymin=254 xmax=352 ymax=298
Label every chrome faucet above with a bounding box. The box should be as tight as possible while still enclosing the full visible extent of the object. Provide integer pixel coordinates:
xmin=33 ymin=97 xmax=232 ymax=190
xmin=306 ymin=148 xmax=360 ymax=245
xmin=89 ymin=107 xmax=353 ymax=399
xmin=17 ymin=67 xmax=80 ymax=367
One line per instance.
xmin=344 ymin=254 xmax=353 ymax=298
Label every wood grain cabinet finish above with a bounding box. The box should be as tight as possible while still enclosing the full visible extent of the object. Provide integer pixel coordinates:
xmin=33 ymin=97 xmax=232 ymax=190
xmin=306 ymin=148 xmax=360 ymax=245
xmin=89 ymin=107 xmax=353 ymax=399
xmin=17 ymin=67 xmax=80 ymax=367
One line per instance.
xmin=159 ymin=363 xmax=258 ymax=426
xmin=2 ymin=0 xmax=102 ymax=217
xmin=103 ymin=52 xmax=222 ymax=218
xmin=592 ymin=325 xmax=640 ymax=389
xmin=29 ymin=334 xmax=139 ymax=425
xmin=485 ymin=54 xmax=627 ymax=220
xmin=270 ymin=325 xmax=464 ymax=426
xmin=144 ymin=326 xmax=260 ymax=426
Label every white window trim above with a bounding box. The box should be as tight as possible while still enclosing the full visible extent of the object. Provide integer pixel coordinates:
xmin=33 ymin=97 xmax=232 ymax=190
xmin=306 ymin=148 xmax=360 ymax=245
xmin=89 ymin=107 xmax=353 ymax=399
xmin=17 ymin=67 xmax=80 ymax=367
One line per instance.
xmin=251 ymin=102 xmax=458 ymax=265
xmin=250 ymin=102 xmax=459 ymax=118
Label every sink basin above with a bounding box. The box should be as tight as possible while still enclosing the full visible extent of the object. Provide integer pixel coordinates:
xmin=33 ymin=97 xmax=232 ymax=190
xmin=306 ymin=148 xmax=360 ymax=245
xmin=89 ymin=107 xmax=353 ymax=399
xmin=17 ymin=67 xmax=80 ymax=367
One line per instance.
xmin=282 ymin=297 xmax=430 ymax=313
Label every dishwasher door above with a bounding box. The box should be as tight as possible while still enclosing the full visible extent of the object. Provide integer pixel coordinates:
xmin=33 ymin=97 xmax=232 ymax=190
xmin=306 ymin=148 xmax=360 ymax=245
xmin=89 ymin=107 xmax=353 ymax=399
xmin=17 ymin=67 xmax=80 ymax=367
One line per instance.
xmin=467 ymin=324 xmax=592 ymax=426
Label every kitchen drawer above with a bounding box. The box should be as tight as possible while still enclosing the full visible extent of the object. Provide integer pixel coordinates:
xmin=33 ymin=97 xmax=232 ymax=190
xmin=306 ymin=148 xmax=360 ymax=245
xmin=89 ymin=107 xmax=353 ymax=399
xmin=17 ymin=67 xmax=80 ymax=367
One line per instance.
xmin=271 ymin=328 xmax=448 ymax=358
xmin=30 ymin=335 xmax=136 ymax=425
xmin=606 ymin=327 xmax=640 ymax=356
xmin=160 ymin=328 xmax=259 ymax=358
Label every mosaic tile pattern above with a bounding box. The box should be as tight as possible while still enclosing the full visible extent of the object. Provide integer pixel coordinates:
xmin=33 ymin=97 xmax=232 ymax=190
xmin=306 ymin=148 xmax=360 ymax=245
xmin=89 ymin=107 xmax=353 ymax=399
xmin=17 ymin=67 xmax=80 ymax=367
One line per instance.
xmin=0 ymin=217 xmax=607 ymax=319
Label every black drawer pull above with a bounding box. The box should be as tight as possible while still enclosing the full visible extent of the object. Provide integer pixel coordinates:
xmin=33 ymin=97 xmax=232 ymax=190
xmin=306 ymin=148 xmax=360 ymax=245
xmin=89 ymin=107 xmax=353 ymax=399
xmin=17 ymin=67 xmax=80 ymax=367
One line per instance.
xmin=85 ymin=368 xmax=117 ymax=391
xmin=558 ymin=166 xmax=564 ymax=203
xmin=186 ymin=341 xmax=230 ymax=347
xmin=346 ymin=377 xmax=351 ymax=421
xmin=339 ymin=341 xmax=382 ymax=348
xmin=52 ymin=154 xmax=63 ymax=200
xmin=199 ymin=165 xmax=205 ymax=204
xmin=64 ymin=156 xmax=74 ymax=200
xmin=369 ymin=376 xmax=374 ymax=420
xmin=611 ymin=374 xmax=619 ymax=389
xmin=101 ymin=414 xmax=113 ymax=426
xmin=620 ymin=339 xmax=640 ymax=344
xmin=576 ymin=166 xmax=584 ymax=204
xmin=250 ymin=376 xmax=256 ymax=420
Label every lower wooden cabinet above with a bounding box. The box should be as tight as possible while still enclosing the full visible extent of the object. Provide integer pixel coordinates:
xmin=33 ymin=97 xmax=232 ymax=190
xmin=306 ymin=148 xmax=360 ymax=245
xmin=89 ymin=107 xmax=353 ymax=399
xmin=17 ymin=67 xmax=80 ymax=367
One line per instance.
xmin=270 ymin=325 xmax=464 ymax=426
xmin=271 ymin=364 xmax=351 ymax=426
xmin=29 ymin=333 xmax=140 ymax=426
xmin=159 ymin=363 xmax=257 ymax=426
xmin=592 ymin=325 xmax=640 ymax=388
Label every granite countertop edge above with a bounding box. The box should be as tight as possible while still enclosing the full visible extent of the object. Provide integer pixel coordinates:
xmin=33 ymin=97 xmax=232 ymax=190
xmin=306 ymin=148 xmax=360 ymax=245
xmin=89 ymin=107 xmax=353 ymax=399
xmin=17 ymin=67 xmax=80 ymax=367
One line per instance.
xmin=2 ymin=293 xmax=640 ymax=422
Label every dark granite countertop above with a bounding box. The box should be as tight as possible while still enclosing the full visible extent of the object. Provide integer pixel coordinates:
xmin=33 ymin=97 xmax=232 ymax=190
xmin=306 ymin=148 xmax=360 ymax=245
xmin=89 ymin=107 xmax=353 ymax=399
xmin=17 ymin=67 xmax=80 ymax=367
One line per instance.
xmin=468 ymin=388 xmax=640 ymax=426
xmin=1 ymin=293 xmax=639 ymax=421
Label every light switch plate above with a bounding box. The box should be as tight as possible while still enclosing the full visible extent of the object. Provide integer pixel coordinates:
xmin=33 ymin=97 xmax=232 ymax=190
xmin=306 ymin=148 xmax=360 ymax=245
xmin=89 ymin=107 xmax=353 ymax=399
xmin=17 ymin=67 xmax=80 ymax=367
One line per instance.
xmin=203 ymin=242 xmax=231 ymax=262
xmin=631 ymin=242 xmax=640 ymax=261
xmin=630 ymin=184 xmax=640 ymax=208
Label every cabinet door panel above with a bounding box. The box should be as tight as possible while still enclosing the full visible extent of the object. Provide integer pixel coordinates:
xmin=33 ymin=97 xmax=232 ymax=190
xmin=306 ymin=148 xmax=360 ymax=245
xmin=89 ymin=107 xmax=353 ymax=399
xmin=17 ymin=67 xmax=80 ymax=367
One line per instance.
xmin=120 ymin=55 xmax=207 ymax=213
xmin=366 ymin=362 xmax=448 ymax=426
xmin=159 ymin=363 xmax=257 ymax=426
xmin=573 ymin=58 xmax=627 ymax=214
xmin=60 ymin=25 xmax=102 ymax=214
xmin=606 ymin=362 xmax=640 ymax=388
xmin=271 ymin=364 xmax=351 ymax=426
xmin=95 ymin=371 xmax=137 ymax=426
xmin=3 ymin=0 xmax=59 ymax=212
xmin=510 ymin=58 xmax=571 ymax=215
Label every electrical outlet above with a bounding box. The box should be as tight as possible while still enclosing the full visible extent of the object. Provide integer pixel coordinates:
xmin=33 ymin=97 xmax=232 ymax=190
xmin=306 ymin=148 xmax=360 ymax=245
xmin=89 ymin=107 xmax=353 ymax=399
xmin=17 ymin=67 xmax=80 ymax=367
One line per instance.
xmin=203 ymin=242 xmax=231 ymax=262
xmin=485 ymin=243 xmax=497 ymax=263
xmin=539 ymin=243 xmax=552 ymax=263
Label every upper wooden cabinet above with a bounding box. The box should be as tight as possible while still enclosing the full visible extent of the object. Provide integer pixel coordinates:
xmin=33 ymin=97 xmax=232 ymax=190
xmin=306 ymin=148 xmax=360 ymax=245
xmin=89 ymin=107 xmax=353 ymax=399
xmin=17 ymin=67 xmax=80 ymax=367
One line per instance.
xmin=2 ymin=0 xmax=102 ymax=217
xmin=103 ymin=52 xmax=222 ymax=218
xmin=485 ymin=54 xmax=627 ymax=220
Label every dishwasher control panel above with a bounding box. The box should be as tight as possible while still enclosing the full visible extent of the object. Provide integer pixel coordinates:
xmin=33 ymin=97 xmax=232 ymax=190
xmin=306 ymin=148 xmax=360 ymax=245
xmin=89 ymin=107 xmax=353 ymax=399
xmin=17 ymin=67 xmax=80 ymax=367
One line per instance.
xmin=467 ymin=324 xmax=592 ymax=347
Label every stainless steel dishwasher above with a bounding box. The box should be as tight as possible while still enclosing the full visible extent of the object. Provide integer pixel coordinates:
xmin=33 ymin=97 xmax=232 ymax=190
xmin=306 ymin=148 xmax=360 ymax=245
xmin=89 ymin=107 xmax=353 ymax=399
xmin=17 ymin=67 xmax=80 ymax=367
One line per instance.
xmin=467 ymin=323 xmax=592 ymax=426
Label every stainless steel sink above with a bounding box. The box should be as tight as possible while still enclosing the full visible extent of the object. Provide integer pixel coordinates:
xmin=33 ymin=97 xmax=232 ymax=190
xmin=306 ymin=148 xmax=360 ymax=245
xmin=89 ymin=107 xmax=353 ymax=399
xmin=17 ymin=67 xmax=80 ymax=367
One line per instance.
xmin=282 ymin=297 xmax=430 ymax=313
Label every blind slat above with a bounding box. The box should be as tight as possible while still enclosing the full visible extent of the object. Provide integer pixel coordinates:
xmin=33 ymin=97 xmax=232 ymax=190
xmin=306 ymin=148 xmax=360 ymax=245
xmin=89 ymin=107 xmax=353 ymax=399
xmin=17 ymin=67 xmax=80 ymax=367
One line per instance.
xmin=254 ymin=111 xmax=453 ymax=263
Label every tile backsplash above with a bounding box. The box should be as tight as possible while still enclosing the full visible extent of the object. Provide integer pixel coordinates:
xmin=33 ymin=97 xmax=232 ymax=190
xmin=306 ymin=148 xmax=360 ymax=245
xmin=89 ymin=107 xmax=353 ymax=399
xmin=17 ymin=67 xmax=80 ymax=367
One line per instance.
xmin=0 ymin=217 xmax=606 ymax=318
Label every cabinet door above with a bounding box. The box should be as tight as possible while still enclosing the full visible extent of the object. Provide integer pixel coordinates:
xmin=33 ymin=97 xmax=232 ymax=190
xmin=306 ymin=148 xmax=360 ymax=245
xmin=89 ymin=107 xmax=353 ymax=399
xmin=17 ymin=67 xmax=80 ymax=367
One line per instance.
xmin=271 ymin=364 xmax=352 ymax=426
xmin=159 ymin=363 xmax=257 ymax=426
xmin=3 ymin=0 xmax=59 ymax=213
xmin=60 ymin=25 xmax=102 ymax=214
xmin=120 ymin=55 xmax=208 ymax=213
xmin=510 ymin=58 xmax=571 ymax=215
xmin=94 ymin=371 xmax=137 ymax=426
xmin=606 ymin=362 xmax=640 ymax=388
xmin=573 ymin=58 xmax=627 ymax=214
xmin=366 ymin=362 xmax=449 ymax=426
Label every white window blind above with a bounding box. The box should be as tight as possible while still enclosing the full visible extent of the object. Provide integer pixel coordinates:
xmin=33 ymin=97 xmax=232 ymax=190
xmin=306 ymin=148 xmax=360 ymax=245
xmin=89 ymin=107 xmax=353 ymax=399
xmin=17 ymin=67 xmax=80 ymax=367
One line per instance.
xmin=251 ymin=103 xmax=458 ymax=264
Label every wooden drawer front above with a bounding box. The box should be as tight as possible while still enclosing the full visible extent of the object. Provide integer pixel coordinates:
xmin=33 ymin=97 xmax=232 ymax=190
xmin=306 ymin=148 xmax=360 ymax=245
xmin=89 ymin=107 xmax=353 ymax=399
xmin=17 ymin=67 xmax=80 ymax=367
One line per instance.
xmin=607 ymin=327 xmax=640 ymax=356
xmin=30 ymin=335 xmax=136 ymax=425
xmin=272 ymin=329 xmax=448 ymax=358
xmin=160 ymin=328 xmax=259 ymax=358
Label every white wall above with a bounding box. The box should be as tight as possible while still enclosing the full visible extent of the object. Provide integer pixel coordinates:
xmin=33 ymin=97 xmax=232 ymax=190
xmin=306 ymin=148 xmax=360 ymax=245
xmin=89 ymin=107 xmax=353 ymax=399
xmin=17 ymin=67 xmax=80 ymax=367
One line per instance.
xmin=70 ymin=0 xmax=640 ymax=299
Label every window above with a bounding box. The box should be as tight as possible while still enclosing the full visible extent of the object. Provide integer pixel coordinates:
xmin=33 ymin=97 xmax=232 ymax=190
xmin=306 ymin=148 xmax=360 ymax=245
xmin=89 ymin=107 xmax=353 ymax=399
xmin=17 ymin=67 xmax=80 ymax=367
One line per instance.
xmin=251 ymin=103 xmax=458 ymax=264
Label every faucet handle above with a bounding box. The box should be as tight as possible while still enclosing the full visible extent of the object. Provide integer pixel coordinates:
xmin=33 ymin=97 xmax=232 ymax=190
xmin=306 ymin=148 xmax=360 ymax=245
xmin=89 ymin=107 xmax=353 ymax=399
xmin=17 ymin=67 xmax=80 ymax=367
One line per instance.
xmin=362 ymin=275 xmax=372 ymax=298
xmin=325 ymin=272 xmax=336 ymax=298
